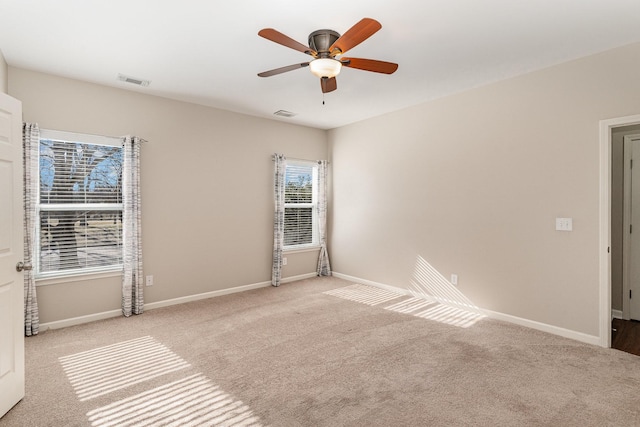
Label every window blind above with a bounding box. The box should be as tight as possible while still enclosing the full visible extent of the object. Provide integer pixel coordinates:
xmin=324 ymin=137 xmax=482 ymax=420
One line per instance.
xmin=284 ymin=162 xmax=318 ymax=248
xmin=38 ymin=133 xmax=124 ymax=277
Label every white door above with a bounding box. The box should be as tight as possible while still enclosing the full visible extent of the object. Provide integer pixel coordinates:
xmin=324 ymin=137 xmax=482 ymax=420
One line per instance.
xmin=623 ymin=135 xmax=640 ymax=320
xmin=0 ymin=93 xmax=25 ymax=418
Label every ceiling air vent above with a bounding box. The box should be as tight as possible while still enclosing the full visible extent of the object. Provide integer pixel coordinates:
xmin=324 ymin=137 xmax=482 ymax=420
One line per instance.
xmin=117 ymin=74 xmax=150 ymax=87
xmin=273 ymin=110 xmax=296 ymax=118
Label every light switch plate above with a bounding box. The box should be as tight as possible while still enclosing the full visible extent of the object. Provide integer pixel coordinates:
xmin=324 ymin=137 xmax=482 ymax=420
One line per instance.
xmin=556 ymin=218 xmax=573 ymax=231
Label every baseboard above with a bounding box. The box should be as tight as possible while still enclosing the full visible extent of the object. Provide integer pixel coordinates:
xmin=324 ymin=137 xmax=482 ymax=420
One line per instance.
xmin=41 ymin=272 xmax=318 ymax=331
xmin=39 ymin=309 xmax=123 ymax=331
xmin=333 ymin=272 xmax=602 ymax=347
xmin=144 ymin=280 xmax=272 ymax=311
xmin=612 ymin=309 xmax=623 ymax=320
xmin=483 ymin=309 xmax=601 ymax=347
xmin=144 ymin=272 xmax=317 ymax=310
xmin=282 ymin=272 xmax=319 ymax=283
xmin=39 ymin=271 xmax=602 ymax=346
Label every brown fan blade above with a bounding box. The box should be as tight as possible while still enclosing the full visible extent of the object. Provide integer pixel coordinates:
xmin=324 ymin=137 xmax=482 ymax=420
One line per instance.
xmin=258 ymin=28 xmax=317 ymax=56
xmin=341 ymin=57 xmax=398 ymax=74
xmin=329 ymin=18 xmax=382 ymax=55
xmin=321 ymin=77 xmax=337 ymax=93
xmin=258 ymin=63 xmax=310 ymax=77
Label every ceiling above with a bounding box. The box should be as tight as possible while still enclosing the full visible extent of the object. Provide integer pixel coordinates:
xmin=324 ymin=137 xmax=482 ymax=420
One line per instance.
xmin=1 ymin=1 xmax=640 ymax=130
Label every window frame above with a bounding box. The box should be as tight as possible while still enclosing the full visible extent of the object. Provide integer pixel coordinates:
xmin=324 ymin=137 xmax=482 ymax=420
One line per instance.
xmin=283 ymin=160 xmax=320 ymax=251
xmin=36 ymin=129 xmax=124 ymax=280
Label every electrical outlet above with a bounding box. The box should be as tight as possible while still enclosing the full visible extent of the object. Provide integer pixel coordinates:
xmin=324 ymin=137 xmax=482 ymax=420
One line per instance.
xmin=282 ymin=257 xmax=287 ymax=266
xmin=451 ymin=274 xmax=458 ymax=285
xmin=145 ymin=275 xmax=153 ymax=286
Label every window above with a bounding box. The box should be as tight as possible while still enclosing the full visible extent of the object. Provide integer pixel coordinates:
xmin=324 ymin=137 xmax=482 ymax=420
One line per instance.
xmin=37 ymin=130 xmax=123 ymax=278
xmin=284 ymin=161 xmax=319 ymax=249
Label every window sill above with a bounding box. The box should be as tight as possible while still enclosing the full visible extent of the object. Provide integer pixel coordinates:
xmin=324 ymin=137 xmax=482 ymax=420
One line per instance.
xmin=283 ymin=245 xmax=321 ymax=254
xmin=36 ymin=269 xmax=123 ymax=287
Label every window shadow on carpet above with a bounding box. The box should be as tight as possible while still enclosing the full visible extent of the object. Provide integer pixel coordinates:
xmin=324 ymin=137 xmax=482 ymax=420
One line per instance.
xmin=59 ymin=336 xmax=264 ymax=426
xmin=324 ymin=272 xmax=486 ymax=329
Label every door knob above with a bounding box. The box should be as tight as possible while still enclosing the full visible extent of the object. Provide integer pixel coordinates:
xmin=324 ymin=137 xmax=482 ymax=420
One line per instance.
xmin=16 ymin=262 xmax=33 ymax=272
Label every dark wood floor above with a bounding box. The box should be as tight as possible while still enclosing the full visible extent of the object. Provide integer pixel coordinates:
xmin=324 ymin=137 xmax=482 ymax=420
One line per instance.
xmin=612 ymin=318 xmax=640 ymax=356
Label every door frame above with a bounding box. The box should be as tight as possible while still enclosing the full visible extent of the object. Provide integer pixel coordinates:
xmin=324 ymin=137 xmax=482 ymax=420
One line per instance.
xmin=622 ymin=134 xmax=640 ymax=320
xmin=600 ymin=114 xmax=640 ymax=348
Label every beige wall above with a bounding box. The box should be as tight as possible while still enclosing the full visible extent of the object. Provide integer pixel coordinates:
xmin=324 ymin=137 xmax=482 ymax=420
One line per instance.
xmin=611 ymin=124 xmax=640 ymax=313
xmin=328 ymin=42 xmax=640 ymax=337
xmin=10 ymin=42 xmax=640 ymax=335
xmin=9 ymin=67 xmax=327 ymax=324
xmin=0 ymin=49 xmax=7 ymax=93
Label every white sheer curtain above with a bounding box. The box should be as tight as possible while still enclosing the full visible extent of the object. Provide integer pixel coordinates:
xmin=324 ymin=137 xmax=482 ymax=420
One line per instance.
xmin=122 ymin=136 xmax=144 ymax=316
xmin=272 ymin=153 xmax=286 ymax=287
xmin=316 ymin=160 xmax=331 ymax=276
xmin=22 ymin=123 xmax=40 ymax=336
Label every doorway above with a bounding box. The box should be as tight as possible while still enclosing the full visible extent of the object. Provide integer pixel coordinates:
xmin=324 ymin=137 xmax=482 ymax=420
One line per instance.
xmin=610 ymin=126 xmax=640 ymax=355
xmin=600 ymin=115 xmax=640 ymax=349
xmin=622 ymin=132 xmax=640 ymax=321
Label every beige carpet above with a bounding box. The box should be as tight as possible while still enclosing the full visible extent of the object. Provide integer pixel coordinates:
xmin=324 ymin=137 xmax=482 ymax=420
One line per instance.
xmin=3 ymin=276 xmax=640 ymax=426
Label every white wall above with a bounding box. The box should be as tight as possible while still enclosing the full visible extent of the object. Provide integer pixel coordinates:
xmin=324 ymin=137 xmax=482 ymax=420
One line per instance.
xmin=329 ymin=42 xmax=640 ymax=337
xmin=9 ymin=68 xmax=327 ymax=324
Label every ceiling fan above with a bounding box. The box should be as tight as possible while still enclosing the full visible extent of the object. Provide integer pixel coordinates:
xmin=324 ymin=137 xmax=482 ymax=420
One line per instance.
xmin=257 ymin=18 xmax=398 ymax=94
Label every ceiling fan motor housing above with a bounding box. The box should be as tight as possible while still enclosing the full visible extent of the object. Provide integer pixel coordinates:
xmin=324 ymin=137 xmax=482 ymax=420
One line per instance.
xmin=308 ymin=30 xmax=340 ymax=56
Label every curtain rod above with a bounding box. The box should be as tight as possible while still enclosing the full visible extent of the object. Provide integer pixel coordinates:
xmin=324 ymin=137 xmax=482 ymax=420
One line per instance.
xmin=40 ymin=127 xmax=148 ymax=144
xmin=271 ymin=155 xmax=330 ymax=164
xmin=131 ymin=137 xmax=149 ymax=143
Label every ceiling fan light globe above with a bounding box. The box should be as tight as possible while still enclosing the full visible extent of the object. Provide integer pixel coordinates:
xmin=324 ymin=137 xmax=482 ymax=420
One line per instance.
xmin=309 ymin=58 xmax=342 ymax=78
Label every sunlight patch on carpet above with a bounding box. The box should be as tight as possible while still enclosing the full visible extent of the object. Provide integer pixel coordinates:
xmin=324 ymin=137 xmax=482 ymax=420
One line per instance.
xmin=324 ymin=283 xmax=486 ymax=328
xmin=384 ymin=297 xmax=486 ymax=328
xmin=323 ymin=283 xmax=404 ymax=306
xmin=86 ymin=373 xmax=263 ymax=427
xmin=59 ymin=336 xmax=190 ymax=401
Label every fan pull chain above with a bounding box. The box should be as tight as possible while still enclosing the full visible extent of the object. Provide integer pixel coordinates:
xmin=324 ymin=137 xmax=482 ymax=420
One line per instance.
xmin=322 ymin=93 xmax=325 ymax=105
